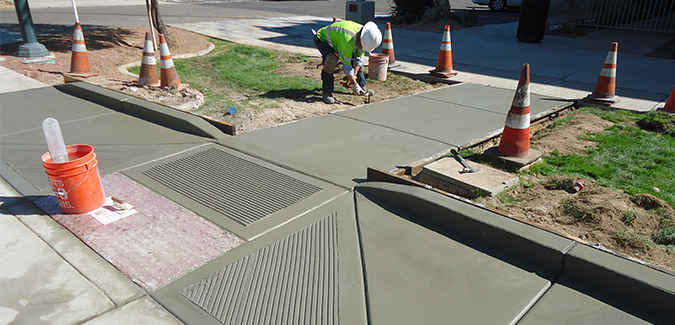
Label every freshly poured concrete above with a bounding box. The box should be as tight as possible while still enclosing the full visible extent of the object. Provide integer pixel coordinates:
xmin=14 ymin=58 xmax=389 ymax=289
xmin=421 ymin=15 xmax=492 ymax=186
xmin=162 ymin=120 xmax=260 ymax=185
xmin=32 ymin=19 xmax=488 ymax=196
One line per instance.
xmin=354 ymin=182 xmax=675 ymax=324
xmin=123 ymin=144 xmax=348 ymax=241
xmin=335 ymin=89 xmax=507 ymax=146
xmin=153 ymin=192 xmax=367 ymax=325
xmin=415 ymin=83 xmax=572 ymax=119
xmin=355 ymin=185 xmax=554 ymax=324
xmin=219 ymin=114 xmax=450 ymax=189
xmin=517 ymin=279 xmax=673 ymax=324
xmin=0 ymin=87 xmax=113 ymax=137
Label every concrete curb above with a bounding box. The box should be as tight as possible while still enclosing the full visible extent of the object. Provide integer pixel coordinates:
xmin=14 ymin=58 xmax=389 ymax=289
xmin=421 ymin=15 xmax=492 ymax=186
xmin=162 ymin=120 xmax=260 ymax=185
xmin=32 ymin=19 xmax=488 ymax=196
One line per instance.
xmin=54 ymin=82 xmax=227 ymax=140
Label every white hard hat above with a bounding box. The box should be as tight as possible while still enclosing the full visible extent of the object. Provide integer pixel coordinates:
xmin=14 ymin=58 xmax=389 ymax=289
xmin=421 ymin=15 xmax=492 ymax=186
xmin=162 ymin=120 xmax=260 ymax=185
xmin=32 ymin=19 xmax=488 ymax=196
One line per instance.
xmin=360 ymin=21 xmax=382 ymax=53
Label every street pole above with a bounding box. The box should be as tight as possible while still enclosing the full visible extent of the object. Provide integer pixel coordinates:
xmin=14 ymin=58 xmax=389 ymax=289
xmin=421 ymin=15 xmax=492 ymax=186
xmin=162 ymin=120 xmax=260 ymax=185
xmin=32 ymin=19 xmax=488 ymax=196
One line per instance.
xmin=71 ymin=0 xmax=80 ymax=23
xmin=14 ymin=0 xmax=51 ymax=58
xmin=145 ymin=0 xmax=157 ymax=51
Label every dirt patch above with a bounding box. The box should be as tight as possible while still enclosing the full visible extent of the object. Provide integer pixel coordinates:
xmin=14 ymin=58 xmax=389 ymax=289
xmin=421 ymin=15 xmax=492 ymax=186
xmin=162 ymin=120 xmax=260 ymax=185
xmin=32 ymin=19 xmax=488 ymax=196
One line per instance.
xmin=1 ymin=25 xmax=207 ymax=107
xmin=472 ymin=110 xmax=675 ymax=272
xmin=206 ymin=59 xmax=447 ymax=133
xmin=531 ymin=111 xmax=614 ymax=155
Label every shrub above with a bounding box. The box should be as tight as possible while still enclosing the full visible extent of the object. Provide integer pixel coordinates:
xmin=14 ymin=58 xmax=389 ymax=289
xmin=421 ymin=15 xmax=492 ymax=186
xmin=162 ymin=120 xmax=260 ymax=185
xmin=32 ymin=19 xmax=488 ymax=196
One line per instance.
xmin=391 ymin=0 xmax=434 ymax=24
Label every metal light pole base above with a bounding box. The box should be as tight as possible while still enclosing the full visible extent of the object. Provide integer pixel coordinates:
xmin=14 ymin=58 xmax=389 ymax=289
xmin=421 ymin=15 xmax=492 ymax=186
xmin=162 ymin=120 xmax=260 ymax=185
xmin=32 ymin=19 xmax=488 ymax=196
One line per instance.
xmin=17 ymin=42 xmax=50 ymax=58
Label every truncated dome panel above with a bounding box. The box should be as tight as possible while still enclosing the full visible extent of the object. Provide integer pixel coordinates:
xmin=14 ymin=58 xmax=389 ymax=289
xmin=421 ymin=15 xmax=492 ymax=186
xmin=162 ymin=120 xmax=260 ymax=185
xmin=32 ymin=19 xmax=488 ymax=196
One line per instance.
xmin=141 ymin=147 xmax=322 ymax=226
xmin=180 ymin=213 xmax=338 ymax=324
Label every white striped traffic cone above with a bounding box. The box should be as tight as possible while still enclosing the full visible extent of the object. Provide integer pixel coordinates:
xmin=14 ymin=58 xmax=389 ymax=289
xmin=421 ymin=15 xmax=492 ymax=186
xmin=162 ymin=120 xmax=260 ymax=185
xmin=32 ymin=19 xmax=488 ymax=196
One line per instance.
xmin=159 ymin=34 xmax=188 ymax=90
xmin=138 ymin=32 xmax=160 ymax=86
xmin=664 ymin=86 xmax=675 ymax=113
xmin=499 ymin=63 xmax=532 ymax=157
xmin=66 ymin=23 xmax=98 ymax=78
xmin=429 ymin=25 xmax=456 ymax=78
xmin=584 ymin=42 xmax=619 ymax=105
xmin=485 ymin=63 xmax=542 ymax=167
xmin=381 ymin=22 xmax=399 ymax=68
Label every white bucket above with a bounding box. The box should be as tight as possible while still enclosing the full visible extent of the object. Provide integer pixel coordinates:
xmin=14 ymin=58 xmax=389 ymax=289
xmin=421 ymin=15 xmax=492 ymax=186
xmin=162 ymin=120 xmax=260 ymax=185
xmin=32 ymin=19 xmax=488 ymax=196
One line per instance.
xmin=368 ymin=53 xmax=389 ymax=82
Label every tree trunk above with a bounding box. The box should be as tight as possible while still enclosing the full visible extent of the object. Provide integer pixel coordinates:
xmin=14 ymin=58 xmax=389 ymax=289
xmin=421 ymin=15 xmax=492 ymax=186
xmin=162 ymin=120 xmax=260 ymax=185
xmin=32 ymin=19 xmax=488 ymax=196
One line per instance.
xmin=151 ymin=0 xmax=169 ymax=45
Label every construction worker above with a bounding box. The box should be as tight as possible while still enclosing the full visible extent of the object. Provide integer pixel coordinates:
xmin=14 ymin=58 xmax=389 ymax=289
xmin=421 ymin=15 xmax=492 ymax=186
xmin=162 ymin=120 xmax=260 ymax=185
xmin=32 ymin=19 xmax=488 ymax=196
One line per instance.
xmin=314 ymin=20 xmax=382 ymax=104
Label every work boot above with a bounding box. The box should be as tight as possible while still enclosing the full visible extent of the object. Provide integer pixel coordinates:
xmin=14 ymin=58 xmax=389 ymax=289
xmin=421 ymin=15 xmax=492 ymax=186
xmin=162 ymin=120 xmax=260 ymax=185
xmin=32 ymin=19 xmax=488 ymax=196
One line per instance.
xmin=323 ymin=92 xmax=335 ymax=104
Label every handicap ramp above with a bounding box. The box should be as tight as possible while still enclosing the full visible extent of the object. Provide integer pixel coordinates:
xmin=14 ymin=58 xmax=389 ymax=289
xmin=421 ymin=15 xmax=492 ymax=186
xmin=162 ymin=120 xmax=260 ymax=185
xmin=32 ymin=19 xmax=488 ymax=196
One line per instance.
xmin=152 ymin=191 xmax=368 ymax=325
xmin=121 ymin=143 xmax=347 ymax=241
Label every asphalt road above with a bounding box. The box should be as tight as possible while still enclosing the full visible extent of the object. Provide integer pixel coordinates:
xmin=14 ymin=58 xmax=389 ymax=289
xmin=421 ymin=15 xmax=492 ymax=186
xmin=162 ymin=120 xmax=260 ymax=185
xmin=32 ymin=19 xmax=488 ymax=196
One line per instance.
xmin=0 ymin=0 xmax=520 ymax=29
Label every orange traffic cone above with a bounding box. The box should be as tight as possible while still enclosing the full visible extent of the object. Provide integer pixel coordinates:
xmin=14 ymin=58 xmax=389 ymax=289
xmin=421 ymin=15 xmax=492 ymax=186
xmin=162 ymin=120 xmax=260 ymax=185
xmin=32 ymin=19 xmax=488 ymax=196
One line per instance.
xmin=664 ymin=86 xmax=675 ymax=113
xmin=499 ymin=64 xmax=532 ymax=158
xmin=138 ymin=32 xmax=160 ymax=86
xmin=66 ymin=23 xmax=98 ymax=78
xmin=584 ymin=42 xmax=619 ymax=105
xmin=381 ymin=22 xmax=399 ymax=68
xmin=429 ymin=25 xmax=456 ymax=78
xmin=159 ymin=34 xmax=188 ymax=90
xmin=333 ymin=17 xmax=337 ymax=23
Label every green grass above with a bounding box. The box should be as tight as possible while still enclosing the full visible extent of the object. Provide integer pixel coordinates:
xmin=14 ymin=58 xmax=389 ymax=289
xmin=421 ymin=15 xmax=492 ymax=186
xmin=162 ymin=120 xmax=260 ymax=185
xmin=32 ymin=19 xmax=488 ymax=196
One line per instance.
xmin=128 ymin=39 xmax=437 ymax=118
xmin=527 ymin=120 xmax=675 ymax=208
xmin=128 ymin=39 xmax=322 ymax=114
xmin=177 ymin=40 xmax=321 ymax=113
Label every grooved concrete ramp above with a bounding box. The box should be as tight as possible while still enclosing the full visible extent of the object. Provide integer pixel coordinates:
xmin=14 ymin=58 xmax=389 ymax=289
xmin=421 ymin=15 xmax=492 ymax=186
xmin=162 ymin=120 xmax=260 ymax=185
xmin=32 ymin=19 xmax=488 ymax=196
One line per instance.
xmin=123 ymin=144 xmax=347 ymax=240
xmin=181 ymin=214 xmax=338 ymax=324
xmin=152 ymin=192 xmax=367 ymax=325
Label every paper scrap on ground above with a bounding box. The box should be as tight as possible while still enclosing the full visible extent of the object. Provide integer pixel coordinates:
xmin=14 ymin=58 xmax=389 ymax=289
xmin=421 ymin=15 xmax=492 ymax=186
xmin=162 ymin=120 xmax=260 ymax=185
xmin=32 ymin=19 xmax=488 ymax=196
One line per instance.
xmin=89 ymin=197 xmax=137 ymax=225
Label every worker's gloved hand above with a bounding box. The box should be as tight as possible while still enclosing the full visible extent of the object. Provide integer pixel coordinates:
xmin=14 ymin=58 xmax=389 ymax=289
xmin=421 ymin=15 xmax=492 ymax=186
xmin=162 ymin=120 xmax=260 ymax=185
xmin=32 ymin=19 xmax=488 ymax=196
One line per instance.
xmin=352 ymin=83 xmax=367 ymax=96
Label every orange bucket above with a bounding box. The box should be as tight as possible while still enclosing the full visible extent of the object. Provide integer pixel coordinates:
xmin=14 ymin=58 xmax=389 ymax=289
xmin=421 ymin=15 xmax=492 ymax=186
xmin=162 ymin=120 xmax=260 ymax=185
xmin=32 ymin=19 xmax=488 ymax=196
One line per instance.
xmin=41 ymin=144 xmax=105 ymax=214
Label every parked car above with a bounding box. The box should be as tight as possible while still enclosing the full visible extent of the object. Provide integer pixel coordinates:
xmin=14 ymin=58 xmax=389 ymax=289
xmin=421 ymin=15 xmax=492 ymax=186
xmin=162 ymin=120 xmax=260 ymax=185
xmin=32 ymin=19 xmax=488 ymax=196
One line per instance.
xmin=472 ymin=0 xmax=522 ymax=11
